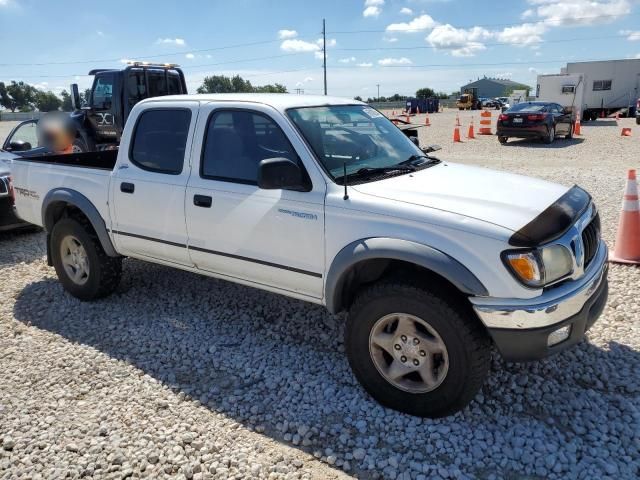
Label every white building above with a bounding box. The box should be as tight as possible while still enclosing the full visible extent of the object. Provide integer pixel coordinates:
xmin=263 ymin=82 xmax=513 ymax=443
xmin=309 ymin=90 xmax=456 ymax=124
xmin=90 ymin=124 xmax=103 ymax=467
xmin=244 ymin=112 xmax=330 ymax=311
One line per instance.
xmin=536 ymin=59 xmax=640 ymax=121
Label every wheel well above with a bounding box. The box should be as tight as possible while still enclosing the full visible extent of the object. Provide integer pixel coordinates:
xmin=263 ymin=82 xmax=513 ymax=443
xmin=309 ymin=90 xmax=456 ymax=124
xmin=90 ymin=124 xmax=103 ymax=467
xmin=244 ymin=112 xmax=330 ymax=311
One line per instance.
xmin=45 ymin=201 xmax=93 ymax=233
xmin=335 ymin=258 xmax=472 ymax=314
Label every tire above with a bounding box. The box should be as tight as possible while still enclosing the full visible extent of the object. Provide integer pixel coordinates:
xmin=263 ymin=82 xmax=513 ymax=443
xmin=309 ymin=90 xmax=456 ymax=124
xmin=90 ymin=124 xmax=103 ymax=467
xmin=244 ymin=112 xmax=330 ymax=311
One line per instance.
xmin=345 ymin=281 xmax=491 ymax=418
xmin=498 ymin=136 xmax=508 ymax=144
xmin=636 ymin=116 xmax=640 ymax=125
xmin=565 ymin=123 xmax=574 ymax=140
xmin=543 ymin=125 xmax=555 ymax=144
xmin=50 ymin=217 xmax=122 ymax=301
xmin=72 ymin=137 xmax=88 ymax=153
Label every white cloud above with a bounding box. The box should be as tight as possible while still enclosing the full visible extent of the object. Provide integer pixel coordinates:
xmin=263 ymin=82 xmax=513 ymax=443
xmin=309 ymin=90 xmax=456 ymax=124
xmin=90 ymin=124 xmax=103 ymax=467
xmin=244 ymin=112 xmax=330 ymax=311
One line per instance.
xmin=0 ymin=0 xmax=11 ymax=6
xmin=384 ymin=37 xmax=399 ymax=43
xmin=338 ymin=57 xmax=357 ymax=63
xmin=278 ymin=29 xmax=298 ymax=39
xmin=526 ymin=0 xmax=631 ymax=26
xmin=378 ymin=57 xmax=413 ymax=66
xmin=156 ymin=37 xmax=186 ymax=46
xmin=400 ymin=7 xmax=413 ymax=15
xmin=426 ymin=24 xmax=492 ymax=56
xmin=496 ymin=23 xmax=547 ymax=46
xmin=386 ymin=14 xmax=437 ymax=33
xmin=620 ymin=29 xmax=640 ymax=41
xmin=280 ymin=39 xmax=320 ymax=52
xmin=314 ymin=51 xmax=325 ymax=60
xmin=96 ymin=30 xmax=104 ymax=36
xmin=363 ymin=6 xmax=382 ymax=17
xmin=304 ymin=76 xmax=313 ymax=82
xmin=185 ymin=53 xmax=195 ymax=59
xmin=521 ymin=8 xmax=535 ymax=19
xmin=357 ymin=62 xmax=373 ymax=67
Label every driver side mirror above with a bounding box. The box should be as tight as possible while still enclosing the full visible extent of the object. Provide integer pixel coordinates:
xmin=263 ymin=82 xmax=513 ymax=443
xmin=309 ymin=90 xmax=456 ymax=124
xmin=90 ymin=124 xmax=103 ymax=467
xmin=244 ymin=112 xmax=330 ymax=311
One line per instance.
xmin=8 ymin=140 xmax=32 ymax=152
xmin=70 ymin=83 xmax=81 ymax=110
xmin=258 ymin=158 xmax=306 ymax=190
xmin=409 ymin=136 xmax=420 ymax=147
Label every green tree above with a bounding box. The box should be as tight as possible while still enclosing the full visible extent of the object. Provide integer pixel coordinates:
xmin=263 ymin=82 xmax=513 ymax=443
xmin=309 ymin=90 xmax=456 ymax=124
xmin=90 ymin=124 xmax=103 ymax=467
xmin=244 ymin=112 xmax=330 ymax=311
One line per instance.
xmin=354 ymin=95 xmax=363 ymax=101
xmin=35 ymin=90 xmax=62 ymax=112
xmin=415 ymin=87 xmax=436 ymax=99
xmin=198 ymin=74 xmax=287 ymax=94
xmin=60 ymin=90 xmax=73 ymax=111
xmin=0 ymin=82 xmax=13 ymax=111
xmin=3 ymin=81 xmax=37 ymax=112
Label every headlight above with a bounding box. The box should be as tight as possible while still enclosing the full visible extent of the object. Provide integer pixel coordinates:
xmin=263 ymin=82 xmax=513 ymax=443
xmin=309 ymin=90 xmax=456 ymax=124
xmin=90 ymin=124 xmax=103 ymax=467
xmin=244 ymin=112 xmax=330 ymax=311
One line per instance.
xmin=502 ymin=245 xmax=573 ymax=288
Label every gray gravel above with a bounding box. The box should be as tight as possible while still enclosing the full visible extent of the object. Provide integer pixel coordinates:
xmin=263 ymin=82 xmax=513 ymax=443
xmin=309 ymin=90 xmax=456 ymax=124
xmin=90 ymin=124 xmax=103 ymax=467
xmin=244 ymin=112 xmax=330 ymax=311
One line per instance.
xmin=1 ymin=112 xmax=639 ymax=479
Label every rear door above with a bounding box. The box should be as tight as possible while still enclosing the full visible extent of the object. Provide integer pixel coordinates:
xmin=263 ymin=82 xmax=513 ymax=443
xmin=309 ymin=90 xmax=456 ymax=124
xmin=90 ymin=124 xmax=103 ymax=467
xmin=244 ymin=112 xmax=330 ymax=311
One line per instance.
xmin=110 ymin=101 xmax=198 ymax=266
xmin=184 ymin=102 xmax=326 ymax=299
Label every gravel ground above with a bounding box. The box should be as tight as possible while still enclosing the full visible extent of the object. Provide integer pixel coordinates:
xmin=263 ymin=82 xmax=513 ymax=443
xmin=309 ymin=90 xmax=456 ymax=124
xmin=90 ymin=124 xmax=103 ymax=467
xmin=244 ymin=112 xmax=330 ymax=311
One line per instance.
xmin=1 ymin=112 xmax=639 ymax=480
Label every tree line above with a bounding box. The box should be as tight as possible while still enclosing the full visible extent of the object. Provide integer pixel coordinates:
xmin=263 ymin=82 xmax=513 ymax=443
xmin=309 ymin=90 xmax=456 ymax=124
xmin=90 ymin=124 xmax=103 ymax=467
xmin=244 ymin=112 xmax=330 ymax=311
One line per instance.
xmin=356 ymin=87 xmax=452 ymax=103
xmin=0 ymin=81 xmax=91 ymax=113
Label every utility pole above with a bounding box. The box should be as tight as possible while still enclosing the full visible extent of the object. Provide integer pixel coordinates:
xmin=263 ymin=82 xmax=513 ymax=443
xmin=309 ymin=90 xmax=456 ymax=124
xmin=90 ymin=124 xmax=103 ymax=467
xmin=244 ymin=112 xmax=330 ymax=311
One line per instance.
xmin=323 ymin=18 xmax=327 ymax=96
xmin=376 ymin=84 xmax=380 ymax=102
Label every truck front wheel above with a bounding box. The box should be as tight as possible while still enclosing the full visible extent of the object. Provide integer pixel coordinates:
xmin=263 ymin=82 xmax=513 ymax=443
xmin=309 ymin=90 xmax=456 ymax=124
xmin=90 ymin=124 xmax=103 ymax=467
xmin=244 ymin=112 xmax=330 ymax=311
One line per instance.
xmin=51 ymin=217 xmax=122 ymax=301
xmin=345 ymin=281 xmax=491 ymax=417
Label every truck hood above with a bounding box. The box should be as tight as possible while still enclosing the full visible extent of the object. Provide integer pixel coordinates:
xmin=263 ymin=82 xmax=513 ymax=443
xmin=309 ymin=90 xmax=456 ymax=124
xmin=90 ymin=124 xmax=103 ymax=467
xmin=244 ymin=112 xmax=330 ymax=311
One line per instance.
xmin=352 ymin=162 xmax=570 ymax=232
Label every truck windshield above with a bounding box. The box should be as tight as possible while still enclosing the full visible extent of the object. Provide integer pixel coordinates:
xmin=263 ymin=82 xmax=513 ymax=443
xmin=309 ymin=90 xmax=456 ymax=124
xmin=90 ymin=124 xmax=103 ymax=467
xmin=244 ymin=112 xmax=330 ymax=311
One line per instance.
xmin=287 ymin=105 xmax=424 ymax=182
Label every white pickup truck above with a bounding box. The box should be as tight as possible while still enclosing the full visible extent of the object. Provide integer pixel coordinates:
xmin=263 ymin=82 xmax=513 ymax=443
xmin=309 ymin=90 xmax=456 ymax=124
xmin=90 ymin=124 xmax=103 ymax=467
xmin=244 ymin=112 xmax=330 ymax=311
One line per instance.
xmin=11 ymin=94 xmax=608 ymax=417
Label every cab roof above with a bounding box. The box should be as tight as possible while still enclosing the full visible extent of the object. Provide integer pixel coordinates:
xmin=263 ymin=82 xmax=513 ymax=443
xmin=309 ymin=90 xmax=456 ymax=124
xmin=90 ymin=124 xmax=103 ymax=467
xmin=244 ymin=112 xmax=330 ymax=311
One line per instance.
xmin=139 ymin=93 xmax=365 ymax=111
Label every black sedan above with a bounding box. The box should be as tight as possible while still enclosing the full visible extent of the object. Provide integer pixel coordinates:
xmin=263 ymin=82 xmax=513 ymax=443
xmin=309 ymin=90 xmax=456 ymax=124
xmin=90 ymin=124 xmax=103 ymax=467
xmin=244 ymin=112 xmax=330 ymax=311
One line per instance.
xmin=496 ymin=102 xmax=574 ymax=145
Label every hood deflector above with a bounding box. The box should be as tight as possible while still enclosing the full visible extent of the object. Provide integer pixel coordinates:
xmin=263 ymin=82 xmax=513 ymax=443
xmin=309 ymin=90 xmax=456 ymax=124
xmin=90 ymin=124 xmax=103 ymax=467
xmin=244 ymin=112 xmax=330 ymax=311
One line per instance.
xmin=508 ymin=185 xmax=591 ymax=247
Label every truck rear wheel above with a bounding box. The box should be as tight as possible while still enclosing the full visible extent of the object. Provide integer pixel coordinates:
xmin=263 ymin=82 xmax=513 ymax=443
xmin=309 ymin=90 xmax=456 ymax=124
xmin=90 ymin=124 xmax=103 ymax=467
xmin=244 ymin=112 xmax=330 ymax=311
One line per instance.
xmin=345 ymin=281 xmax=491 ymax=417
xmin=51 ymin=217 xmax=122 ymax=301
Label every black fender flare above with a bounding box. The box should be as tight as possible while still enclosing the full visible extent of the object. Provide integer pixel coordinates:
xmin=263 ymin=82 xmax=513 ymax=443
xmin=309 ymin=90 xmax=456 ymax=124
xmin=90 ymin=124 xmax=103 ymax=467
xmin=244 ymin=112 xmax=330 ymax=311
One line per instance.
xmin=325 ymin=237 xmax=488 ymax=314
xmin=41 ymin=188 xmax=118 ymax=257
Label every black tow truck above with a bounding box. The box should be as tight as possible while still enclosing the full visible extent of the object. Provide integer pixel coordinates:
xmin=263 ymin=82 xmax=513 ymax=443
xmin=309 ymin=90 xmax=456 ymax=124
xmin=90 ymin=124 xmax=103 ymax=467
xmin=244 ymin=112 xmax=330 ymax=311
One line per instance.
xmin=3 ymin=62 xmax=188 ymax=154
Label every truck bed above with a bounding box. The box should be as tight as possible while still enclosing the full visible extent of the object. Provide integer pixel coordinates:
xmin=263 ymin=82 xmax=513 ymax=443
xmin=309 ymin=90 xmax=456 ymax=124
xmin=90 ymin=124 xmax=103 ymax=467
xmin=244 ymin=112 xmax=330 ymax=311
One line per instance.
xmin=17 ymin=150 xmax=118 ymax=170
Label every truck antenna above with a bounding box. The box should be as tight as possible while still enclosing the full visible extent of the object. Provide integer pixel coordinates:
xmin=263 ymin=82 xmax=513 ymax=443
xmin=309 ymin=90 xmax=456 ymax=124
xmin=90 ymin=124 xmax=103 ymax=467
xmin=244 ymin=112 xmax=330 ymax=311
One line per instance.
xmin=343 ymin=161 xmax=349 ymax=200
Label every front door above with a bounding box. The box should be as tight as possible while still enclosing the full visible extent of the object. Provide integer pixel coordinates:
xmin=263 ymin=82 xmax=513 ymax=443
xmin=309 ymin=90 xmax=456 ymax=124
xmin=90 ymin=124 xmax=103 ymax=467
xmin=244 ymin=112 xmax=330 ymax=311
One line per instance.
xmin=110 ymin=102 xmax=198 ymax=266
xmin=185 ymin=103 xmax=326 ymax=300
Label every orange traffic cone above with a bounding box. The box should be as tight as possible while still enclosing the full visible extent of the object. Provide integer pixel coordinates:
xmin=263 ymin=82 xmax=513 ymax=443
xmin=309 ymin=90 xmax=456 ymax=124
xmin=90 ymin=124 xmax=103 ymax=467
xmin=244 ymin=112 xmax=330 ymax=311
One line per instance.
xmin=425 ymin=113 xmax=431 ymax=126
xmin=405 ymin=113 xmax=410 ymax=123
xmin=610 ymin=169 xmax=640 ymax=264
xmin=453 ymin=125 xmax=461 ymax=142
xmin=392 ymin=110 xmax=396 ymax=116
xmin=455 ymin=113 xmax=461 ymax=127
xmin=467 ymin=117 xmax=475 ymax=139
xmin=574 ymin=114 xmax=581 ymax=135
xmin=621 ymin=127 xmax=632 ymax=136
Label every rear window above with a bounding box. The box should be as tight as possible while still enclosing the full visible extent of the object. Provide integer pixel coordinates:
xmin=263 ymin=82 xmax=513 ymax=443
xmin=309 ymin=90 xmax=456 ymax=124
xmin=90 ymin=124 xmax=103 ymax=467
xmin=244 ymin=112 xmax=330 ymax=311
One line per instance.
xmin=127 ymin=70 xmax=184 ymax=108
xmin=508 ymin=103 xmax=547 ymax=113
xmin=130 ymin=109 xmax=191 ymax=174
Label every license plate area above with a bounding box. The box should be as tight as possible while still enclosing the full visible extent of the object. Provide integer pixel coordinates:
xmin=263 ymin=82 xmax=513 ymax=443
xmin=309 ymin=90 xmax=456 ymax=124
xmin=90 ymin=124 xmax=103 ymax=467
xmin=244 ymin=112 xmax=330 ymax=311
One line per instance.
xmin=512 ymin=117 xmax=523 ymax=123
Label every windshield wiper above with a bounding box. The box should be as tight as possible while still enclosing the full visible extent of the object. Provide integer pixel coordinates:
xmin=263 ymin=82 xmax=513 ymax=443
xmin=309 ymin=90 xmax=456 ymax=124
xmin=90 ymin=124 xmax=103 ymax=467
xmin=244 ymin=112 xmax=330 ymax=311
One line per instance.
xmin=335 ymin=165 xmax=414 ymax=184
xmin=398 ymin=154 xmax=441 ymax=168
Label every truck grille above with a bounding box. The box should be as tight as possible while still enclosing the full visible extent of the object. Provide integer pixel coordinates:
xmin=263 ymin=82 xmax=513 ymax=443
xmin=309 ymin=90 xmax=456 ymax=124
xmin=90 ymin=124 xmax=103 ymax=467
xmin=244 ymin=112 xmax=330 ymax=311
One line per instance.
xmin=581 ymin=213 xmax=600 ymax=268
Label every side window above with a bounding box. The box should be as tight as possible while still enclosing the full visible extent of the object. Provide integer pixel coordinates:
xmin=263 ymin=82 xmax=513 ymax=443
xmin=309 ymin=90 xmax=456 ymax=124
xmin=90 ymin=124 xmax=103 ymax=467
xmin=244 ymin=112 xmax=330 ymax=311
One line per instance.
xmin=130 ymin=109 xmax=191 ymax=174
xmin=92 ymin=74 xmax=114 ymax=109
xmin=127 ymin=71 xmax=146 ymax=108
xmin=9 ymin=121 xmax=38 ymax=148
xmin=201 ymin=110 xmax=297 ymax=184
xmin=593 ymin=80 xmax=612 ymax=91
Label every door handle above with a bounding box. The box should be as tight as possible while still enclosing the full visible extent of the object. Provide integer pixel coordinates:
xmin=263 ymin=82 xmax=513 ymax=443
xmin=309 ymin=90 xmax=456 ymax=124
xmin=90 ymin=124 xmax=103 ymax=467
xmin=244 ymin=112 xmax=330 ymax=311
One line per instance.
xmin=120 ymin=182 xmax=135 ymax=193
xmin=193 ymin=194 xmax=212 ymax=208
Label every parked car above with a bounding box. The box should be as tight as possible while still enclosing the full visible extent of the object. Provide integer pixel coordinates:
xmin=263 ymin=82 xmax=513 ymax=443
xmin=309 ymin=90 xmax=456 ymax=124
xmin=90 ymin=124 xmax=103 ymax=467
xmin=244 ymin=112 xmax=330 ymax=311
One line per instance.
xmin=497 ymin=101 xmax=575 ymax=145
xmin=482 ymin=99 xmax=501 ymax=109
xmin=0 ymin=120 xmax=43 ymax=231
xmin=11 ymin=94 xmax=607 ymax=418
xmin=636 ymin=98 xmax=640 ymax=125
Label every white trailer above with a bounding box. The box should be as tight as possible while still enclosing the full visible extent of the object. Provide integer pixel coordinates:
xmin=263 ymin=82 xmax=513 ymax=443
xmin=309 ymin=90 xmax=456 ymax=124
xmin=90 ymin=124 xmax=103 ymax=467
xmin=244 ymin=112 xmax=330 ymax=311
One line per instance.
xmin=536 ymin=73 xmax=585 ymax=115
xmin=537 ymin=59 xmax=640 ymax=121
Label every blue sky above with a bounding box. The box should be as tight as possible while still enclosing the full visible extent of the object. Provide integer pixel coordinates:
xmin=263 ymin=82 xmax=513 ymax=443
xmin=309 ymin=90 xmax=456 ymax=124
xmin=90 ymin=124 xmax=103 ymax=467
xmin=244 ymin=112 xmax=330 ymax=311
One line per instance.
xmin=1 ymin=0 xmax=639 ymax=98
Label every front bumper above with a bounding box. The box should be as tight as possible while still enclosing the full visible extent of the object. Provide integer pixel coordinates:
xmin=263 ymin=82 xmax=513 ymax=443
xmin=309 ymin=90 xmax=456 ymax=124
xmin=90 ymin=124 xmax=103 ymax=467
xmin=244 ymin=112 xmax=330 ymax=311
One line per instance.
xmin=471 ymin=241 xmax=608 ymax=361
